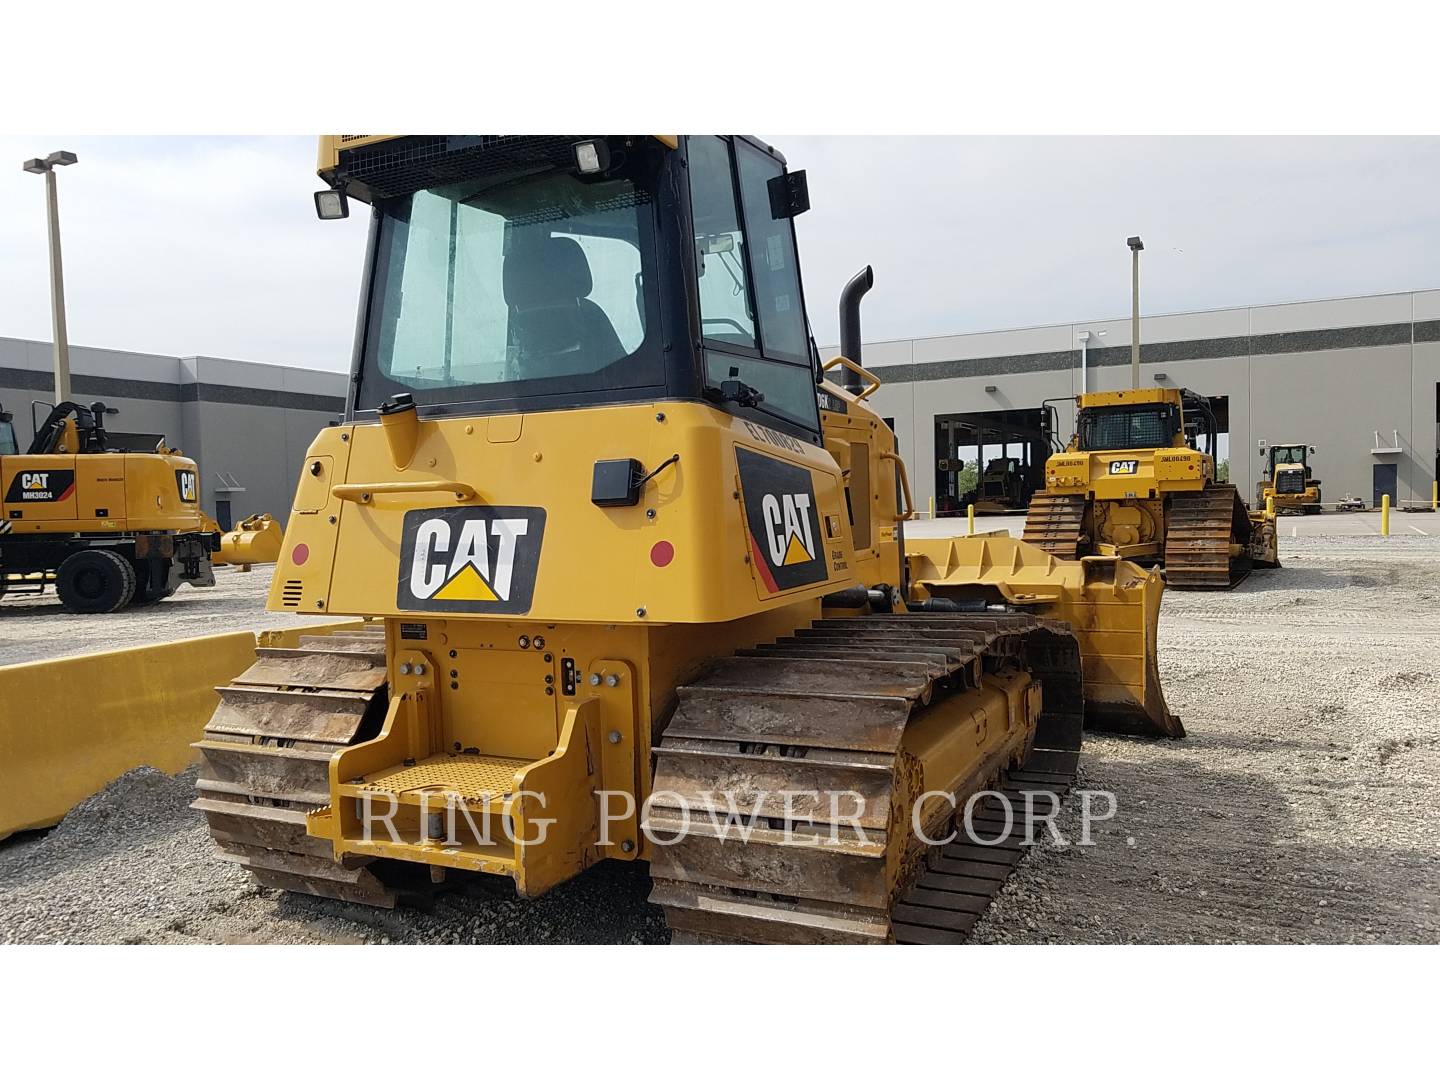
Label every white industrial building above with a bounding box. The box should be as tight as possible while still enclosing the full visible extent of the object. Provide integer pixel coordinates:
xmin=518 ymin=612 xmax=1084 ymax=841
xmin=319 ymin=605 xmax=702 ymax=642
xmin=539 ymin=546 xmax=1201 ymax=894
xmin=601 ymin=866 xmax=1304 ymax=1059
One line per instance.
xmin=843 ymin=288 xmax=1440 ymax=513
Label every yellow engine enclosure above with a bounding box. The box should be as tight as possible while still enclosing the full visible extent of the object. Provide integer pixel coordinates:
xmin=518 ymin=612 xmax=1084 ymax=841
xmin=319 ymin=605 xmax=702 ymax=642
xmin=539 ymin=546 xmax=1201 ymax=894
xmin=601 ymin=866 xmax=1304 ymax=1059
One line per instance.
xmin=1 ymin=450 xmax=206 ymax=537
xmin=271 ymin=399 xmax=865 ymax=890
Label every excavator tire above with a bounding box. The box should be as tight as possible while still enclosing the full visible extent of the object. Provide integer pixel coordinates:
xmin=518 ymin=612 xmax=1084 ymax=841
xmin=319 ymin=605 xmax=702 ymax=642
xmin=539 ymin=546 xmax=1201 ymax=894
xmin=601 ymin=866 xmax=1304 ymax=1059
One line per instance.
xmin=192 ymin=627 xmax=401 ymax=907
xmin=1021 ymin=492 xmax=1089 ymax=559
xmin=56 ymin=548 xmax=136 ymax=614
xmin=646 ymin=612 xmax=1084 ymax=945
xmin=1164 ymin=484 xmax=1253 ymax=589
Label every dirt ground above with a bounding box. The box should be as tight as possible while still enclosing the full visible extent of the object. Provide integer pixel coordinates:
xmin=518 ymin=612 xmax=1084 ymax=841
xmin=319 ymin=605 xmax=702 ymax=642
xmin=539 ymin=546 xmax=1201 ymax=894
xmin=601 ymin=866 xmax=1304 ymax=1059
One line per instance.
xmin=2 ymin=534 xmax=1437 ymax=944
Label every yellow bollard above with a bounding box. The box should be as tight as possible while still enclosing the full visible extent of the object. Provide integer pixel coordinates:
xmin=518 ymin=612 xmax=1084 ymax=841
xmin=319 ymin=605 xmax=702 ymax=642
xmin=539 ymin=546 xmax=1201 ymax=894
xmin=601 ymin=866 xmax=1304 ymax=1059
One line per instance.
xmin=928 ymin=496 xmax=934 ymax=520
xmin=967 ymin=504 xmax=975 ymax=536
xmin=1432 ymin=480 xmax=1437 ymax=512
xmin=1381 ymin=494 xmax=1390 ymax=536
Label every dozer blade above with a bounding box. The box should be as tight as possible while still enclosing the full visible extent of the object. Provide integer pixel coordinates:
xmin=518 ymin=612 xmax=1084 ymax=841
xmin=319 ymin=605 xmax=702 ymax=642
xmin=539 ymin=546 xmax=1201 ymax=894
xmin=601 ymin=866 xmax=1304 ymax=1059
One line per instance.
xmin=0 ymin=621 xmax=368 ymax=841
xmin=906 ymin=533 xmax=1182 ymax=739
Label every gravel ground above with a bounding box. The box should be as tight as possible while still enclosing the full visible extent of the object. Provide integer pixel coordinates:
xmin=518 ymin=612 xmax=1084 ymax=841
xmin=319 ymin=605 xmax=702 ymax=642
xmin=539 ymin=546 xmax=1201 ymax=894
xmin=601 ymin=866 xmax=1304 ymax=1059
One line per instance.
xmin=972 ymin=534 xmax=1440 ymax=943
xmin=2 ymin=534 xmax=1436 ymax=944
xmin=0 ymin=565 xmax=315 ymax=667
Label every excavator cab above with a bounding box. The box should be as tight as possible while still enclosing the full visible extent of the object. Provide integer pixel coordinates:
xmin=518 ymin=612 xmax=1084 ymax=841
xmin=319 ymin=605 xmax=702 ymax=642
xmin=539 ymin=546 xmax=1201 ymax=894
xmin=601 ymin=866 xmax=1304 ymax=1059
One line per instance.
xmin=0 ymin=404 xmax=17 ymax=456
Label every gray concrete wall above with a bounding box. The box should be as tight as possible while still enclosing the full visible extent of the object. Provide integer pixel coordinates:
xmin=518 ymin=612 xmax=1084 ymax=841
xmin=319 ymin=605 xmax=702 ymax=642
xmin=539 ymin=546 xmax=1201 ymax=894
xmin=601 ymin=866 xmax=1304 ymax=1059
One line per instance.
xmin=831 ymin=288 xmax=1440 ymax=511
xmin=1 ymin=336 xmax=345 ymax=525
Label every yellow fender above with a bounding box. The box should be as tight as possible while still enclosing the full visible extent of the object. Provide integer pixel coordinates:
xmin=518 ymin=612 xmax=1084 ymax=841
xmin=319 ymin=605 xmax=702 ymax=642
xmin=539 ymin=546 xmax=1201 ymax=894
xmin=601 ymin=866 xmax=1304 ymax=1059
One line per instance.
xmin=906 ymin=533 xmax=1182 ymax=738
xmin=0 ymin=621 xmax=361 ymax=839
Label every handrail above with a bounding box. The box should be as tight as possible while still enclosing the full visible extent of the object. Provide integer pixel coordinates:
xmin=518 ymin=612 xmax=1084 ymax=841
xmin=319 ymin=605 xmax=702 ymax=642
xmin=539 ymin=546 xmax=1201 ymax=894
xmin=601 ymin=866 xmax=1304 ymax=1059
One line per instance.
xmin=332 ymin=481 xmax=478 ymax=504
xmin=822 ymin=356 xmax=881 ymax=401
xmin=880 ymin=451 xmax=915 ymax=521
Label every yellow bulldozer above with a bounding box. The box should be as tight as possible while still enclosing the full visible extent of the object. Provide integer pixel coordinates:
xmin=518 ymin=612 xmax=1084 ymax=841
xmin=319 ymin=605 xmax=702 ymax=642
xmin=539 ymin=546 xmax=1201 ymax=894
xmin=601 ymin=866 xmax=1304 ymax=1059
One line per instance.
xmin=178 ymin=134 xmax=1180 ymax=945
xmin=0 ymin=399 xmax=217 ymax=611
xmin=1257 ymin=441 xmax=1322 ymax=514
xmin=1023 ymin=386 xmax=1279 ymax=588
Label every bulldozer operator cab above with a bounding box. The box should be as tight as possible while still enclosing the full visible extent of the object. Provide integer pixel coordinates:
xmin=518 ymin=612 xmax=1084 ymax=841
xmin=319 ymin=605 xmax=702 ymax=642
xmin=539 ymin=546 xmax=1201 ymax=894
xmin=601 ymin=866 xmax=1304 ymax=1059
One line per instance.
xmin=1076 ymin=400 xmax=1182 ymax=451
xmin=344 ymin=135 xmax=820 ymax=444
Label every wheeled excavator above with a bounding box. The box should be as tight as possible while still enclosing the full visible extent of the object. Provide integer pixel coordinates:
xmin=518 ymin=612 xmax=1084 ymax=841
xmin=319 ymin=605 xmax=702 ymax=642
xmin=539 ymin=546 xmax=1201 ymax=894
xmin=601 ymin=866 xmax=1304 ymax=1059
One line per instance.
xmin=192 ymin=135 xmax=1178 ymax=945
xmin=0 ymin=399 xmax=216 ymax=611
xmin=1023 ymin=387 xmax=1280 ymax=588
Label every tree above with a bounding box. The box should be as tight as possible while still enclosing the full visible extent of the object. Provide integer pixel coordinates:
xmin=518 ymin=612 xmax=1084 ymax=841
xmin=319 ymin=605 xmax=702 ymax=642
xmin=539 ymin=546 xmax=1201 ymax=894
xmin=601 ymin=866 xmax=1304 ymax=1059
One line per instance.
xmin=1216 ymin=459 xmax=1230 ymax=484
xmin=955 ymin=461 xmax=979 ymax=496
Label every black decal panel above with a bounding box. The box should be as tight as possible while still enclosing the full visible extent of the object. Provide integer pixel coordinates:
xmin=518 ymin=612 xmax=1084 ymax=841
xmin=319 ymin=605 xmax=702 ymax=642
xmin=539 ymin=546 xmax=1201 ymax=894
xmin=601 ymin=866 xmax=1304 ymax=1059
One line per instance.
xmin=4 ymin=469 xmax=76 ymax=504
xmin=735 ymin=446 xmax=828 ymax=594
xmin=397 ymin=506 xmax=545 ymax=614
xmin=175 ymin=469 xmax=199 ymax=502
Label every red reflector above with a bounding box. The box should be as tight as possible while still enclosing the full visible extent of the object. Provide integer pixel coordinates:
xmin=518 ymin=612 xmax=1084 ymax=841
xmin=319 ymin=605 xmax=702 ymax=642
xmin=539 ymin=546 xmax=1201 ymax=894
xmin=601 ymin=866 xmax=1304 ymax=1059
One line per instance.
xmin=649 ymin=540 xmax=674 ymax=567
xmin=292 ymin=542 xmax=310 ymax=566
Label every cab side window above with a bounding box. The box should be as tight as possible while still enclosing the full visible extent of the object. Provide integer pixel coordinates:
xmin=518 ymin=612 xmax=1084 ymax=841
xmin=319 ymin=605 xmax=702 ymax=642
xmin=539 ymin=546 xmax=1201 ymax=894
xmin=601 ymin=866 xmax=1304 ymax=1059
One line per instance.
xmin=735 ymin=141 xmax=808 ymax=363
xmin=689 ymin=136 xmax=818 ymax=433
xmin=688 ymin=135 xmax=757 ymax=350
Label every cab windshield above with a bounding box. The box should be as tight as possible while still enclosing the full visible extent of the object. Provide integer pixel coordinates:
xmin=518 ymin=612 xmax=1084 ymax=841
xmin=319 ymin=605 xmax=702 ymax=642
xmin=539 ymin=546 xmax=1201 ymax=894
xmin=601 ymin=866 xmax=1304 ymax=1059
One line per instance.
xmin=1078 ymin=404 xmax=1179 ymax=451
xmin=1273 ymin=446 xmax=1306 ymax=464
xmin=357 ymin=162 xmax=661 ymax=411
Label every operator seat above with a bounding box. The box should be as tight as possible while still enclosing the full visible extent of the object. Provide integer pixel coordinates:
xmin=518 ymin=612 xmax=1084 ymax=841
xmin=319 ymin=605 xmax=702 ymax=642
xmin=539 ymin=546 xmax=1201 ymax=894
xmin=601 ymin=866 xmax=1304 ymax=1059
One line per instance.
xmin=503 ymin=234 xmax=625 ymax=381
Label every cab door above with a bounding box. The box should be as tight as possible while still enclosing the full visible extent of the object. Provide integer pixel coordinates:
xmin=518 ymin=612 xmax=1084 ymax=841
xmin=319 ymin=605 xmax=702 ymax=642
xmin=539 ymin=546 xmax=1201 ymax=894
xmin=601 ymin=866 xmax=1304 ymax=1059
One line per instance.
xmin=2 ymin=454 xmax=81 ymax=525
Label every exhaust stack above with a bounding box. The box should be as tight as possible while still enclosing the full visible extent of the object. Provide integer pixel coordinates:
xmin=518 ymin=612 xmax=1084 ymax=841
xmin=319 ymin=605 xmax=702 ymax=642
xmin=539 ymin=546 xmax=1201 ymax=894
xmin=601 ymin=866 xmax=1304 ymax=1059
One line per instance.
xmin=837 ymin=265 xmax=874 ymax=392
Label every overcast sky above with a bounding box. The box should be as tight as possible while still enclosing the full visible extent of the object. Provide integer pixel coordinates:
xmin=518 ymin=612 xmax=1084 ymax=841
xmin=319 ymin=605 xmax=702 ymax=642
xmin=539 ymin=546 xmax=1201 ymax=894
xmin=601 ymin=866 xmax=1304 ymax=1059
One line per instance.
xmin=2 ymin=135 xmax=1437 ymax=371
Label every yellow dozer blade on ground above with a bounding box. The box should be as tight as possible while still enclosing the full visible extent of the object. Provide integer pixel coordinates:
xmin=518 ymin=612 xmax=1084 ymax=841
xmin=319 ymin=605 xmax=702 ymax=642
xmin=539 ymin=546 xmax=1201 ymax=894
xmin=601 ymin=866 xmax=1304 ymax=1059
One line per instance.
xmin=0 ymin=622 xmax=360 ymax=840
xmin=906 ymin=532 xmax=1180 ymax=738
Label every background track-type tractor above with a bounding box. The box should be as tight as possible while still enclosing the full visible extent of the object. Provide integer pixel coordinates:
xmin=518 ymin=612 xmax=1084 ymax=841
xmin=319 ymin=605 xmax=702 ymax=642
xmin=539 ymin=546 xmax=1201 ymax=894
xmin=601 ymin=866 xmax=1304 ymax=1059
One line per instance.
xmin=1023 ymin=387 xmax=1279 ymax=589
xmin=0 ymin=399 xmax=216 ymax=611
xmin=1257 ymin=442 xmax=1322 ymax=514
xmin=191 ymin=135 xmax=1177 ymax=945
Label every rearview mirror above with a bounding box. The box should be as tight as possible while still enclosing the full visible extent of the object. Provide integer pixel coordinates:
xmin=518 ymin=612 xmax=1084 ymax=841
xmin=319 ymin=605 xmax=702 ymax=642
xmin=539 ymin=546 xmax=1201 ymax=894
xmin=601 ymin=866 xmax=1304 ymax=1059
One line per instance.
xmin=698 ymin=234 xmax=735 ymax=256
xmin=768 ymin=169 xmax=810 ymax=219
xmin=1309 ymin=445 xmax=1317 ymax=455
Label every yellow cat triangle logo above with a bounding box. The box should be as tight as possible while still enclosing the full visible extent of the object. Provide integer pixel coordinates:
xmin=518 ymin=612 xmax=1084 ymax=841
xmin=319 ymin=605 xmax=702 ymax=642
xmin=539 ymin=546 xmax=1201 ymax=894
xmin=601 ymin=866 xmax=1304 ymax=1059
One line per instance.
xmin=432 ymin=562 xmax=499 ymax=602
xmin=782 ymin=533 xmax=812 ymax=565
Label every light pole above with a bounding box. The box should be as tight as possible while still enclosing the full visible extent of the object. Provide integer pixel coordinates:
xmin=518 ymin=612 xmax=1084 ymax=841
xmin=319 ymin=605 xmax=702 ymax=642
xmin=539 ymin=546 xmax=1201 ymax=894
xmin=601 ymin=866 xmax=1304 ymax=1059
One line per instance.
xmin=1127 ymin=235 xmax=1144 ymax=390
xmin=23 ymin=150 xmax=79 ymax=404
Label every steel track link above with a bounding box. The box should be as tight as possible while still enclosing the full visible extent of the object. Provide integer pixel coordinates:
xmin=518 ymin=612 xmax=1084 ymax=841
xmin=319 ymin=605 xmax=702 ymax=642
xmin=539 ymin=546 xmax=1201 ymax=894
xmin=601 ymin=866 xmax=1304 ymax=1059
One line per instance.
xmin=648 ymin=613 xmax=1084 ymax=945
xmin=191 ymin=628 xmax=400 ymax=907
xmin=1021 ymin=492 xmax=1088 ymax=559
xmin=1164 ymin=484 xmax=1252 ymax=589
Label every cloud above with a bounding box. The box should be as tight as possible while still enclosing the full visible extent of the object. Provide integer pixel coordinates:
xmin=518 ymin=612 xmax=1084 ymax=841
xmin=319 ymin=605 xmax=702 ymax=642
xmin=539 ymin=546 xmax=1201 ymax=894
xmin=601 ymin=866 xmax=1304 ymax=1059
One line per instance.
xmin=2 ymin=136 xmax=1437 ymax=369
